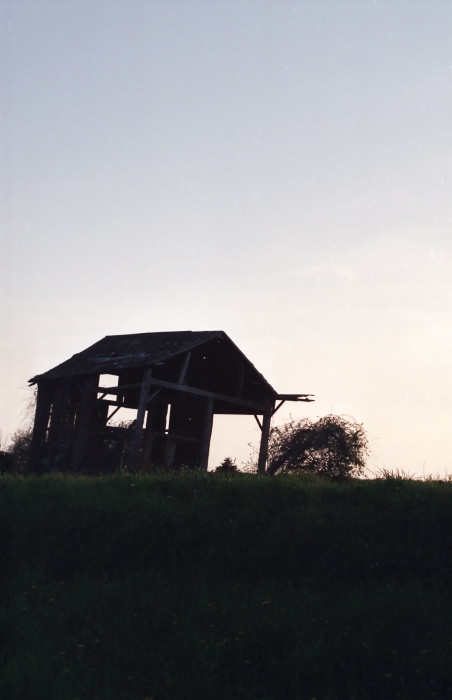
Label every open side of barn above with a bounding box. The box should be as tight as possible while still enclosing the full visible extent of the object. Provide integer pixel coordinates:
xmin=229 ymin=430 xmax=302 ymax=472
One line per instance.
xmin=28 ymin=331 xmax=313 ymax=474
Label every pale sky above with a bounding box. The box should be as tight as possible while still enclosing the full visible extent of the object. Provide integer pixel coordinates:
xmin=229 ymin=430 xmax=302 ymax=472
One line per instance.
xmin=1 ymin=0 xmax=451 ymax=476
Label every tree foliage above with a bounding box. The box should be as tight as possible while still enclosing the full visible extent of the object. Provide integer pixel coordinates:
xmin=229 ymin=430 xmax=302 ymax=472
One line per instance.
xmin=0 ymin=450 xmax=14 ymax=474
xmin=1 ymin=387 xmax=37 ymax=474
xmin=266 ymin=414 xmax=368 ymax=479
xmin=6 ymin=428 xmax=33 ymax=474
xmin=215 ymin=457 xmax=238 ymax=474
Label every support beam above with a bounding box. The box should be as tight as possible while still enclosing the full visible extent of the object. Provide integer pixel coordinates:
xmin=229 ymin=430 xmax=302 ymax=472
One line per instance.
xmin=107 ymin=405 xmax=121 ymax=422
xmin=148 ymin=377 xmax=266 ymax=412
xmin=272 ymin=400 xmax=286 ymax=416
xmin=199 ymin=397 xmax=214 ymax=472
xmin=46 ymin=384 xmax=67 ymax=468
xmin=98 ymin=379 xmax=266 ymax=412
xmin=142 ymin=408 xmax=154 ymax=471
xmin=152 ymin=430 xmax=202 ymax=444
xmin=276 ymin=394 xmax=315 ymax=402
xmin=178 ymin=351 xmax=191 ymax=384
xmin=257 ymin=400 xmax=273 ymax=475
xmin=146 ymin=388 xmax=161 ymax=405
xmin=71 ymin=376 xmax=99 ymax=472
xmin=163 ymin=437 xmax=177 ymax=468
xmin=129 ymin=369 xmax=153 ymax=472
xmin=254 ymin=414 xmax=263 ymax=430
xmin=48 ymin=381 xmax=84 ymax=470
xmin=29 ymin=383 xmax=52 ymax=474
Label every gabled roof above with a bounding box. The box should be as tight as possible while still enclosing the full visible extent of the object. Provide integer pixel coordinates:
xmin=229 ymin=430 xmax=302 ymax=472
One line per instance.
xmin=29 ymin=331 xmax=222 ymax=383
xmin=29 ymin=331 xmax=277 ymax=396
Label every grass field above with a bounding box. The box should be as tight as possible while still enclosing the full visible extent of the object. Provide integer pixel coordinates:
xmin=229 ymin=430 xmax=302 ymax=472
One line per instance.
xmin=2 ymin=471 xmax=452 ymax=699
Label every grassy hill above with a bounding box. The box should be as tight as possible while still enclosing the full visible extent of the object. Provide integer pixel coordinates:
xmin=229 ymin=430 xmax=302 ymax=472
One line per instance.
xmin=2 ymin=472 xmax=452 ymax=699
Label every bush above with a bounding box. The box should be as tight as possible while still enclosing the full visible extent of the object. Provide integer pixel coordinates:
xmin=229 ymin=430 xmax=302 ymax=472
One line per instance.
xmin=6 ymin=428 xmax=33 ymax=474
xmin=215 ymin=457 xmax=238 ymax=474
xmin=266 ymin=414 xmax=368 ymax=479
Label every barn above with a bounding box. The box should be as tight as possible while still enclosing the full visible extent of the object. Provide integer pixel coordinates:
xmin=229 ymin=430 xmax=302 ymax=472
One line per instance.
xmin=28 ymin=331 xmax=313 ymax=474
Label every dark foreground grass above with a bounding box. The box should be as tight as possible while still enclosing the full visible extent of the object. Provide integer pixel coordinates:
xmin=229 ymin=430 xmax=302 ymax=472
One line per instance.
xmin=2 ymin=472 xmax=452 ymax=699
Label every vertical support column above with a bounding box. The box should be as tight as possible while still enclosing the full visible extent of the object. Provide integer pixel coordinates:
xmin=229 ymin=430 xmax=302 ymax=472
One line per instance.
xmin=71 ymin=375 xmax=98 ymax=472
xmin=199 ymin=397 xmax=214 ymax=472
xmin=28 ymin=383 xmax=53 ymax=474
xmin=129 ymin=368 xmax=153 ymax=473
xmin=46 ymin=383 xmax=67 ymax=469
xmin=257 ymin=400 xmax=273 ymax=475
xmin=142 ymin=404 xmax=154 ymax=472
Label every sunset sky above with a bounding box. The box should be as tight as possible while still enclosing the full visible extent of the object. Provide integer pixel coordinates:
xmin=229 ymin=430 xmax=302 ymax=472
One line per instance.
xmin=1 ymin=0 xmax=451 ymax=475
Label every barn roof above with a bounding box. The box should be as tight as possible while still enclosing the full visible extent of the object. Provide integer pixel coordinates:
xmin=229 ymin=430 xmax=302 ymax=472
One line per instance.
xmin=29 ymin=330 xmax=277 ymax=394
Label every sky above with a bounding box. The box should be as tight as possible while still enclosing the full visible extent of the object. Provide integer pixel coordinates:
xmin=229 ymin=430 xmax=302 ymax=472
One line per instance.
xmin=1 ymin=0 xmax=451 ymax=476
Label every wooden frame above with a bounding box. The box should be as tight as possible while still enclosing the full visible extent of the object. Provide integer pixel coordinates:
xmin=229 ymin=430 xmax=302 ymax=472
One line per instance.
xmin=28 ymin=331 xmax=314 ymax=474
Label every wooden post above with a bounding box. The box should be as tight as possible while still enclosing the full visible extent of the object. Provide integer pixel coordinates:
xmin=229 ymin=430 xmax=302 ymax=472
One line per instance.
xmin=46 ymin=383 xmax=67 ymax=469
xmin=199 ymin=397 xmax=214 ymax=471
xmin=142 ymin=404 xmax=154 ymax=472
xmin=71 ymin=375 xmax=98 ymax=472
xmin=163 ymin=437 xmax=177 ymax=468
xmin=257 ymin=400 xmax=273 ymax=475
xmin=129 ymin=368 xmax=153 ymax=472
xmin=29 ymin=383 xmax=52 ymax=474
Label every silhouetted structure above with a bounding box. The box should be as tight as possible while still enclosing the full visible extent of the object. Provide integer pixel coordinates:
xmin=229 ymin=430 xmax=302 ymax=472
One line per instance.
xmin=28 ymin=331 xmax=313 ymax=474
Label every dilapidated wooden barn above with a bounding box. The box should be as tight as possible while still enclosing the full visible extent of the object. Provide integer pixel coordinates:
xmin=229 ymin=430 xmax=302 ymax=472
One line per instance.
xmin=28 ymin=331 xmax=313 ymax=474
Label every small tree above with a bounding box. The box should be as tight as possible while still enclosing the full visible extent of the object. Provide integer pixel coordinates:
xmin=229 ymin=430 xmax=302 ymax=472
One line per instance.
xmin=215 ymin=457 xmax=238 ymax=474
xmin=266 ymin=414 xmax=368 ymax=479
xmin=0 ymin=387 xmax=38 ymax=474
